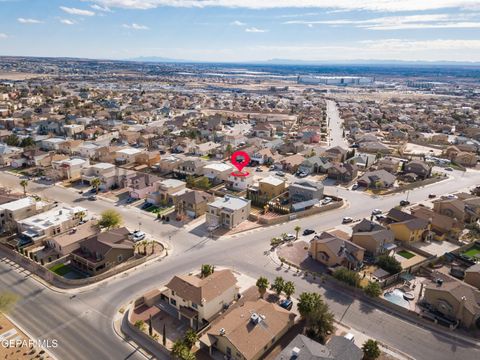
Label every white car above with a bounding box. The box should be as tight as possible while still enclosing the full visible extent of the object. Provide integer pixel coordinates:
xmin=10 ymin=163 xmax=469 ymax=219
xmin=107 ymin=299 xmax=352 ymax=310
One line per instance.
xmin=342 ymin=217 xmax=353 ymax=224
xmin=371 ymin=209 xmax=382 ymax=215
xmin=322 ymin=197 xmax=333 ymax=205
xmin=132 ymin=231 xmax=146 ymax=242
xmin=283 ymin=234 xmax=296 ymax=241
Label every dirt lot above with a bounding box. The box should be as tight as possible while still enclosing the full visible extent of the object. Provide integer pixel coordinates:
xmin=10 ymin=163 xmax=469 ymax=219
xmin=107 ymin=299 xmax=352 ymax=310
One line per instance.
xmin=0 ymin=72 xmax=45 ymax=80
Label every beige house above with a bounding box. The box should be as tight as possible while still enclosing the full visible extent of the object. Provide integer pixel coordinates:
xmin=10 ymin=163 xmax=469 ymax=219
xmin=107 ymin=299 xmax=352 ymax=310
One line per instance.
xmin=163 ymin=269 xmax=239 ymax=327
xmin=0 ymin=197 xmax=52 ymax=233
xmin=200 ymin=299 xmax=296 ymax=360
xmin=47 ymin=221 xmax=99 ymax=256
xmin=351 ymin=219 xmax=395 ymax=255
xmin=465 ymin=264 xmax=480 ymax=290
xmin=175 ymin=190 xmax=214 ymax=219
xmin=52 ymin=157 xmax=90 ymax=181
xmin=258 ymin=176 xmax=286 ymax=200
xmin=422 ymin=271 xmax=480 ymax=329
xmin=206 ymin=196 xmax=251 ymax=230
xmin=309 ymin=231 xmax=365 ymax=270
xmin=147 ymin=179 xmax=186 ymax=206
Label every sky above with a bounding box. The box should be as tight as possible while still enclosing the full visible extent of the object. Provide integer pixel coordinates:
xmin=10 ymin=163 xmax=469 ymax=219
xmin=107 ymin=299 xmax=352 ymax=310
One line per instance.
xmin=1 ymin=0 xmax=480 ymax=62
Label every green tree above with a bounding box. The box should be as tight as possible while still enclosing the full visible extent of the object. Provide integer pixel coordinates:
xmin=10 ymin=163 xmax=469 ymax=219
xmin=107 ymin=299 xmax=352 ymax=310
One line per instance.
xmin=271 ymin=276 xmax=285 ymax=296
xmin=91 ymin=177 xmax=101 ymax=194
xmin=201 ymin=264 xmax=214 ymax=278
xmin=294 ymin=225 xmax=301 ymax=240
xmin=98 ymin=210 xmax=122 ymax=229
xmin=171 ymin=340 xmax=195 ymax=360
xmin=297 ymin=292 xmax=323 ymax=319
xmin=0 ymin=292 xmax=19 ymax=314
xmin=20 ymin=137 xmax=35 ymax=147
xmin=186 ymin=176 xmax=195 ymax=188
xmin=333 ymin=268 xmax=361 ymax=287
xmin=5 ymin=134 xmax=20 ymax=147
xmin=183 ymin=328 xmax=198 ymax=349
xmin=225 ymin=144 xmax=233 ymax=157
xmin=283 ymin=281 xmax=295 ymax=299
xmin=364 ymin=282 xmax=382 ymax=298
xmin=196 ymin=176 xmax=211 ymax=190
xmin=162 ymin=323 xmax=166 ymax=346
xmin=297 ymin=292 xmax=334 ymax=343
xmin=19 ymin=179 xmax=28 ymax=196
xmin=377 ymin=255 xmax=402 ymax=274
xmin=256 ymin=276 xmax=269 ymax=298
xmin=362 ymin=339 xmax=381 ymax=360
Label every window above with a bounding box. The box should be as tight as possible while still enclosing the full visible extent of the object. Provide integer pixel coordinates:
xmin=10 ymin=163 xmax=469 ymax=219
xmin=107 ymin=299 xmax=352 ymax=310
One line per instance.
xmin=191 ymin=303 xmax=198 ymax=309
xmin=170 ymin=298 xmax=177 ymax=306
xmin=117 ymin=255 xmax=123 ymax=262
xmin=172 ymin=290 xmax=175 ymax=296
xmin=226 ymin=347 xmax=232 ymax=356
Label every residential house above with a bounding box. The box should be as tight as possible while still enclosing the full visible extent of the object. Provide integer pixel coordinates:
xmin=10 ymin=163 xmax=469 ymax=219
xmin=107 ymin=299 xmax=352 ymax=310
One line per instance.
xmin=202 ymin=162 xmax=233 ymax=183
xmin=252 ymin=123 xmax=274 ymax=138
xmin=351 ymin=219 xmax=395 ymax=256
xmin=147 ymin=179 xmax=187 ymax=206
xmin=199 ymin=299 xmax=296 ymax=360
xmin=404 ymin=160 xmax=432 ymax=179
xmin=135 ymin=151 xmax=161 ymax=167
xmin=163 ymin=269 xmax=239 ymax=327
xmin=77 ymin=142 xmax=100 ymax=159
xmin=0 ymin=197 xmax=52 ymax=233
xmin=115 ymin=148 xmax=143 ymax=165
xmin=422 ymin=271 xmax=480 ymax=329
xmin=455 ymin=152 xmax=478 ymax=167
xmin=226 ymin=172 xmax=254 ymax=191
xmin=309 ymin=231 xmax=365 ymax=270
xmin=125 ymin=173 xmax=161 ymax=200
xmin=358 ymin=141 xmax=391 ymax=154
xmin=173 ymin=157 xmax=206 ymax=178
xmin=299 ymin=156 xmax=332 ymax=174
xmin=464 ymin=264 xmax=480 ymax=290
xmin=155 ymin=154 xmax=185 ymax=174
xmin=323 ymin=146 xmax=347 ymax=162
xmin=57 ymin=139 xmax=84 ymax=155
xmin=433 ymin=198 xmax=471 ymax=224
xmin=0 ymin=144 xmax=23 ymax=166
xmin=193 ymin=141 xmax=222 ymax=156
xmin=17 ymin=206 xmax=87 ymax=244
xmin=289 ymin=180 xmax=324 ymax=203
xmin=71 ymin=227 xmax=134 ymax=276
xmin=47 ymin=221 xmax=99 ymax=256
xmin=63 ymin=124 xmax=84 ymax=137
xmin=81 ymin=163 xmax=116 ymax=190
xmin=327 ymin=163 xmax=358 ymax=182
xmin=280 ymin=154 xmax=305 ymax=173
xmin=175 ymin=190 xmax=214 ymax=219
xmin=357 ymin=169 xmax=396 ymax=189
xmin=51 ymin=157 xmax=90 ymax=181
xmin=251 ymin=148 xmax=276 ymax=165
xmin=258 ymin=176 xmax=286 ymax=200
xmin=276 ymin=334 xmax=362 ymax=360
xmin=206 ymin=196 xmax=251 ymax=230
xmin=41 ymin=138 xmax=66 ymax=151
xmin=387 ymin=210 xmax=432 ymax=243
xmin=410 ymin=206 xmax=462 ymax=241
xmin=377 ymin=157 xmax=400 ymax=174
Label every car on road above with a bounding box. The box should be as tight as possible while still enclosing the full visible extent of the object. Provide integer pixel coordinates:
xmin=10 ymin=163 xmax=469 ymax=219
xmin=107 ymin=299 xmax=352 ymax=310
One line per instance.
xmin=445 ymin=167 xmax=453 ymax=171
xmin=275 ymin=171 xmax=286 ymax=177
xmin=322 ymin=197 xmax=332 ymax=205
xmin=351 ymin=183 xmax=359 ymax=190
xmin=399 ymin=200 xmax=410 ymax=206
xmin=131 ymin=231 xmax=146 ymax=242
xmin=126 ymin=197 xmax=136 ymax=204
xmin=279 ymin=299 xmax=293 ymax=311
xmin=342 ymin=217 xmax=353 ymax=224
xmin=283 ymin=234 xmax=296 ymax=241
xmin=428 ymin=194 xmax=436 ymax=199
xmin=269 ymin=165 xmax=276 ymax=170
xmin=88 ymin=195 xmax=97 ymax=201
xmin=255 ymin=167 xmax=263 ymax=172
xmin=444 ymin=194 xmax=458 ymax=199
xmin=303 ymin=229 xmax=315 ymax=236
xmin=371 ymin=209 xmax=382 ymax=215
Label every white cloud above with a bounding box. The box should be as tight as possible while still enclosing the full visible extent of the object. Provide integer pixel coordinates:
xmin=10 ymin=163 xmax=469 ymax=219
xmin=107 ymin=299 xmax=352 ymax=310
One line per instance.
xmin=285 ymin=13 xmax=480 ymax=30
xmin=17 ymin=18 xmax=43 ymax=24
xmin=231 ymin=20 xmax=246 ymax=26
xmin=122 ymin=23 xmax=149 ymax=30
xmin=89 ymin=1 xmax=480 ymax=12
xmin=60 ymin=19 xmax=76 ymax=25
xmin=91 ymin=4 xmax=112 ymax=12
xmin=60 ymin=6 xmax=95 ymax=16
xmin=245 ymin=27 xmax=268 ymax=33
xmin=0 ymin=33 xmax=7 ymax=39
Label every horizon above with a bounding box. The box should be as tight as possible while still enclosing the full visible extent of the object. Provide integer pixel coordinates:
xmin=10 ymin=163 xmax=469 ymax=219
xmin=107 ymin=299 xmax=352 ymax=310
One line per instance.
xmin=1 ymin=1 xmax=480 ymax=62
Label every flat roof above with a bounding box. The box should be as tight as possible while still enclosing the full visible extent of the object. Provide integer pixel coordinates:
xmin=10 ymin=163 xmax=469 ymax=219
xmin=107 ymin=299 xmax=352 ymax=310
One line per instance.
xmin=210 ymin=196 xmax=250 ymax=210
xmin=117 ymin=148 xmax=142 ymax=155
xmin=260 ymin=176 xmax=285 ymax=186
xmin=92 ymin=162 xmax=115 ymax=170
xmin=19 ymin=206 xmax=86 ymax=231
xmin=0 ymin=197 xmax=35 ymax=212
xmin=203 ymin=162 xmax=233 ymax=172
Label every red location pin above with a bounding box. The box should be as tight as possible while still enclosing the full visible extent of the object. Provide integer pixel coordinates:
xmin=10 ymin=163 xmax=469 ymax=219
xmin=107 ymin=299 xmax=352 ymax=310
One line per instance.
xmin=230 ymin=151 xmax=250 ymax=177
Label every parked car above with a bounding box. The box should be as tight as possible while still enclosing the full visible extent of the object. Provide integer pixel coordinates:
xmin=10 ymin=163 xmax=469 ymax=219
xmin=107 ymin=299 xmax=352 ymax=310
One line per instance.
xmin=428 ymin=194 xmax=436 ymax=199
xmin=255 ymin=167 xmax=263 ymax=172
xmin=275 ymin=171 xmax=286 ymax=177
xmin=88 ymin=195 xmax=97 ymax=201
xmin=298 ymin=172 xmax=308 ymax=178
xmin=399 ymin=200 xmax=410 ymax=206
xmin=269 ymin=165 xmax=276 ymax=170
xmin=371 ymin=209 xmax=382 ymax=215
xmin=303 ymin=229 xmax=315 ymax=236
xmin=283 ymin=234 xmax=296 ymax=241
xmin=445 ymin=167 xmax=453 ymax=171
xmin=132 ymin=231 xmax=146 ymax=242
xmin=279 ymin=299 xmax=293 ymax=311
xmin=342 ymin=217 xmax=353 ymax=224
xmin=322 ymin=197 xmax=332 ymax=205
xmin=351 ymin=183 xmax=359 ymax=190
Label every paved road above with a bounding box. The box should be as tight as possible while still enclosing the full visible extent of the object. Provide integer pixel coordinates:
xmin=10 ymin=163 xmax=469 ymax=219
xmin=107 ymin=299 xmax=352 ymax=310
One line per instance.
xmin=1 ymin=169 xmax=480 ymax=360
xmin=326 ymin=99 xmax=349 ymax=148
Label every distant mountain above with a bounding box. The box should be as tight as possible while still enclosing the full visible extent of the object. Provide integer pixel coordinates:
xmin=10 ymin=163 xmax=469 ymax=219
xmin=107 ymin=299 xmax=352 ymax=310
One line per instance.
xmin=260 ymin=58 xmax=480 ymax=67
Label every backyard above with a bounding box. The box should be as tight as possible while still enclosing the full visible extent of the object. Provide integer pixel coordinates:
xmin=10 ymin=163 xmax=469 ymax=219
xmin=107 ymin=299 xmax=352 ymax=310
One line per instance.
xmin=463 ymin=246 xmax=480 ymax=259
xmin=49 ymin=263 xmax=87 ymax=279
xmin=396 ymin=250 xmax=415 ymax=260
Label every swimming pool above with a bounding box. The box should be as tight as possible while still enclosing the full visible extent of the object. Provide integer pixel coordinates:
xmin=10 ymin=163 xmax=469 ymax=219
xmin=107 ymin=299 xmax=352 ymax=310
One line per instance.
xmin=384 ymin=288 xmax=410 ymax=309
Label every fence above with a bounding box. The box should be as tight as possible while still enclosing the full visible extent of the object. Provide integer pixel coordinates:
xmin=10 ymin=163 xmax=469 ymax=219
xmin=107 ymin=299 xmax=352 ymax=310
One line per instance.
xmin=0 ymin=244 xmax=164 ymax=288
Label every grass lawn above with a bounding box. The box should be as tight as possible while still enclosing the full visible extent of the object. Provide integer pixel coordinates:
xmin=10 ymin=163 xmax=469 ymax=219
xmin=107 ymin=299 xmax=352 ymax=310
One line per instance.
xmin=397 ymin=250 xmax=415 ymax=259
xmin=463 ymin=247 xmax=480 ymax=259
xmin=49 ymin=263 xmax=72 ymax=276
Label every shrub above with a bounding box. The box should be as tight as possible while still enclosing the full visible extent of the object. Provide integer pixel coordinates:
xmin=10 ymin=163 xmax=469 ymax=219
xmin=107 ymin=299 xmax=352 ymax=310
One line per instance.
xmin=333 ymin=268 xmax=361 ymax=287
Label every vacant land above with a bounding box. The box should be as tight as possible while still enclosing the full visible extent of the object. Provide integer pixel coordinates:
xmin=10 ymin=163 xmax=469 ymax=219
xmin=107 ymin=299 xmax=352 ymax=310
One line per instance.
xmin=0 ymin=72 xmax=44 ymax=80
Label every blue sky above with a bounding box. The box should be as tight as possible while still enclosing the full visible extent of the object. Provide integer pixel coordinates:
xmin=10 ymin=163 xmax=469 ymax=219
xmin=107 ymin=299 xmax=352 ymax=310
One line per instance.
xmin=1 ymin=0 xmax=480 ymax=62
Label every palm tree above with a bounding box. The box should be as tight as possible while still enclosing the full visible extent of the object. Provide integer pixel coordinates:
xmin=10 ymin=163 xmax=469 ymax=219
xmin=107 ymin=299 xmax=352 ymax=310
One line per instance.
xmin=150 ymin=241 xmax=156 ymax=255
xmin=183 ymin=328 xmax=198 ymax=349
xmin=256 ymin=276 xmax=269 ymax=298
xmin=294 ymin=225 xmax=301 ymax=240
xmin=272 ymin=277 xmax=285 ymax=296
xmin=91 ymin=177 xmax=101 ymax=194
xmin=283 ymin=281 xmax=295 ymax=299
xmin=201 ymin=264 xmax=214 ymax=278
xmin=19 ymin=179 xmax=28 ymax=196
xmin=142 ymin=240 xmax=148 ymax=255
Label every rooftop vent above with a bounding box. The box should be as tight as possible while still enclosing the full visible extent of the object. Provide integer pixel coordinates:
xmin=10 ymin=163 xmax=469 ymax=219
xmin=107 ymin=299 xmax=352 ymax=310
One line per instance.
xmin=291 ymin=347 xmax=300 ymax=357
xmin=219 ymin=328 xmax=225 ymax=336
xmin=250 ymin=312 xmax=262 ymax=325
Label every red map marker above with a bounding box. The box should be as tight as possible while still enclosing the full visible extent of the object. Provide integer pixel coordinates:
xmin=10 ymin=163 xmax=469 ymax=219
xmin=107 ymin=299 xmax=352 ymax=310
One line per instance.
xmin=230 ymin=151 xmax=250 ymax=177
